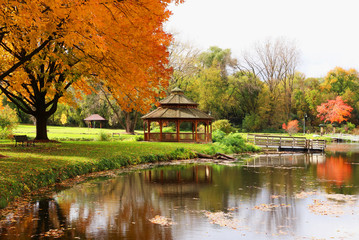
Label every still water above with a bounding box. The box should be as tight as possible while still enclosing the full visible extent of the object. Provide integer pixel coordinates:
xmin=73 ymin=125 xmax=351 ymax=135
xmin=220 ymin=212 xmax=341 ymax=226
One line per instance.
xmin=2 ymin=143 xmax=359 ymax=239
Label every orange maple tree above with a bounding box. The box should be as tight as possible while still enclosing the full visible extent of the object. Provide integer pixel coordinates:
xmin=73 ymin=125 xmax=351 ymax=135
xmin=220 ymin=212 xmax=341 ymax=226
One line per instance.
xmin=0 ymin=0 xmax=182 ymax=140
xmin=316 ymin=96 xmax=353 ymax=124
xmin=282 ymin=120 xmax=299 ymax=135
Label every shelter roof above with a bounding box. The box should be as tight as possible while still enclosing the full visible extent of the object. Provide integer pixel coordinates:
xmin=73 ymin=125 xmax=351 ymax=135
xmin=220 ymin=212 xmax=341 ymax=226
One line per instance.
xmin=142 ymin=107 xmax=213 ymax=120
xmin=84 ymin=114 xmax=106 ymax=121
xmin=159 ymin=88 xmax=198 ymax=106
xmin=142 ymin=87 xmax=213 ymax=121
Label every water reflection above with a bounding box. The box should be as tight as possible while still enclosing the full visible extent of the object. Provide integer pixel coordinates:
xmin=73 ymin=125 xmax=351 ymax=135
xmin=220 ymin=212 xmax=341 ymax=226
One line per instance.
xmin=317 ymin=155 xmax=352 ymax=186
xmin=2 ymin=144 xmax=359 ymax=239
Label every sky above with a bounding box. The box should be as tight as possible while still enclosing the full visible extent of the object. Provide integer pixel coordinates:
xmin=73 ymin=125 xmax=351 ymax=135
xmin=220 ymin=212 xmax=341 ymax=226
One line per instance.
xmin=165 ymin=0 xmax=359 ymax=78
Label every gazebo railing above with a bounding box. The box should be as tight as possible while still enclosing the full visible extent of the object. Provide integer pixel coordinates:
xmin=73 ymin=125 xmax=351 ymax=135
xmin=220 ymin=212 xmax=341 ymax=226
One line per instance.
xmin=145 ymin=132 xmax=211 ymax=142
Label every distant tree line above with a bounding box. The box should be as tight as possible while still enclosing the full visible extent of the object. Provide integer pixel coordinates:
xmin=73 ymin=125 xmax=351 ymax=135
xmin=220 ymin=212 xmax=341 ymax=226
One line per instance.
xmin=168 ymin=38 xmax=359 ymax=133
xmin=3 ymin=37 xmax=359 ymax=134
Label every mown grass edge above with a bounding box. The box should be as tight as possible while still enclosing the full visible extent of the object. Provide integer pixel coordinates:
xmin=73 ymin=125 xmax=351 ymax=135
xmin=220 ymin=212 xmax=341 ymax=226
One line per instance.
xmin=0 ymin=147 xmax=197 ymax=209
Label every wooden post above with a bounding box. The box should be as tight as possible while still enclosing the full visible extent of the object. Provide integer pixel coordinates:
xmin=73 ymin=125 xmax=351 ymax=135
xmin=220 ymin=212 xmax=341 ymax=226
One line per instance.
xmin=160 ymin=120 xmax=163 ymax=142
xmin=204 ymin=122 xmax=208 ymax=142
xmin=147 ymin=120 xmax=151 ymax=141
xmin=195 ymin=120 xmax=198 ymax=142
xmin=143 ymin=121 xmax=146 ymax=141
xmin=176 ymin=119 xmax=180 ymax=142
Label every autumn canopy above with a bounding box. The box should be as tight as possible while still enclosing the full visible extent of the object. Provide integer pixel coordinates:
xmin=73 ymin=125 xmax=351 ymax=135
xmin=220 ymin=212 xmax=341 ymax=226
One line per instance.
xmin=0 ymin=0 xmax=182 ymax=140
xmin=316 ymin=96 xmax=353 ymax=124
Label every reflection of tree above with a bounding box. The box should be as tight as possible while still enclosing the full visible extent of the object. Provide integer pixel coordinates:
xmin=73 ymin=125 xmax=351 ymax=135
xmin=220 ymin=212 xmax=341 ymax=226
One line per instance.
xmin=0 ymin=197 xmax=87 ymax=239
xmin=1 ymin=175 xmax=173 ymax=239
xmin=317 ymin=155 xmax=352 ymax=190
xmin=252 ymin=168 xmax=298 ymax=235
xmin=55 ymin=174 xmax=173 ymax=240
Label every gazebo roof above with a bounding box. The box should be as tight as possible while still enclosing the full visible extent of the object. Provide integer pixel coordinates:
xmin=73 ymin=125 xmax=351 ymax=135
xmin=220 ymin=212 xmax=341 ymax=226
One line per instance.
xmin=142 ymin=88 xmax=213 ymax=120
xmin=142 ymin=107 xmax=213 ymax=120
xmin=84 ymin=114 xmax=106 ymax=121
xmin=159 ymin=88 xmax=198 ymax=106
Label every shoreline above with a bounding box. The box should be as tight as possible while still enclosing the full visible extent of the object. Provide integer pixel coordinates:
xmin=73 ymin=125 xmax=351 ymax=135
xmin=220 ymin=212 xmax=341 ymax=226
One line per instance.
xmin=0 ymin=148 xmax=325 ymax=226
xmin=0 ymin=157 xmax=246 ymax=226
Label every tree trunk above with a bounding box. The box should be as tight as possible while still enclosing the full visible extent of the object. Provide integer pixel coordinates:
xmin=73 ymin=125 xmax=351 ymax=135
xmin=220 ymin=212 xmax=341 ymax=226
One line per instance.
xmin=125 ymin=111 xmax=136 ymax=134
xmin=35 ymin=114 xmax=49 ymax=140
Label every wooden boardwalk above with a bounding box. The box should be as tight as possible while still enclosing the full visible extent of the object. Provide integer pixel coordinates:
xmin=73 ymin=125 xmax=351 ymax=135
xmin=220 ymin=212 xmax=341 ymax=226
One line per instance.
xmin=330 ymin=134 xmax=359 ymax=142
xmin=247 ymin=134 xmax=326 ymax=152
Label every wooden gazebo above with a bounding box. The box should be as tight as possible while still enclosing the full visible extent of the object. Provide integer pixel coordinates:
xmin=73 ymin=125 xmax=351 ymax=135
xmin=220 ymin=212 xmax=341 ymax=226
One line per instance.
xmin=141 ymin=87 xmax=213 ymax=143
xmin=84 ymin=114 xmax=106 ymax=128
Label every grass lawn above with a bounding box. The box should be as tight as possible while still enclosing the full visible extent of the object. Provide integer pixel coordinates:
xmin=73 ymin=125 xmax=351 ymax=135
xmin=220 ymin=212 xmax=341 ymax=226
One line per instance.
xmin=14 ymin=124 xmax=140 ymax=141
xmin=0 ymin=125 xmax=213 ymax=209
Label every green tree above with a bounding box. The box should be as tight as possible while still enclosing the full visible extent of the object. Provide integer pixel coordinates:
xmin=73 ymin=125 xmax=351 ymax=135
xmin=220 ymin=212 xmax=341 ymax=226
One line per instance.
xmin=322 ymin=67 xmax=359 ymax=95
xmin=0 ymin=104 xmax=19 ymax=139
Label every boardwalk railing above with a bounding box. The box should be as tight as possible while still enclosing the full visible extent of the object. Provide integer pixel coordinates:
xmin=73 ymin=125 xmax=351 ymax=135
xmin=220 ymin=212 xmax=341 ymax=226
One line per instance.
xmin=247 ymin=134 xmax=326 ymax=152
xmin=144 ymin=132 xmax=212 ymax=143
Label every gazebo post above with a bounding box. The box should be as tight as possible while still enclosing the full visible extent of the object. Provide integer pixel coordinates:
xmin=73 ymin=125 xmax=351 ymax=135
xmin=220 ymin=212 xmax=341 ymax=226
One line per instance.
xmin=143 ymin=121 xmax=146 ymax=141
xmin=176 ymin=119 xmax=180 ymax=142
xmin=147 ymin=120 xmax=151 ymax=141
xmin=195 ymin=120 xmax=198 ymax=142
xmin=205 ymin=121 xmax=208 ymax=142
xmin=160 ymin=120 xmax=163 ymax=141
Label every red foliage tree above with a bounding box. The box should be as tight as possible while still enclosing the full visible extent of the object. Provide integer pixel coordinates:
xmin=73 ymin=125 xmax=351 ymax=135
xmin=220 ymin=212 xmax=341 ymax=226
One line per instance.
xmin=316 ymin=96 xmax=353 ymax=124
xmin=282 ymin=120 xmax=299 ymax=135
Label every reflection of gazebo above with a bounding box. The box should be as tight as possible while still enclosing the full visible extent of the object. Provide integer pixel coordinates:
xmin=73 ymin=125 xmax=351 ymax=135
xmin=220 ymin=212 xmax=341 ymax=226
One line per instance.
xmin=141 ymin=87 xmax=214 ymax=143
xmin=143 ymin=166 xmax=213 ymax=197
xmin=84 ymin=114 xmax=106 ymax=128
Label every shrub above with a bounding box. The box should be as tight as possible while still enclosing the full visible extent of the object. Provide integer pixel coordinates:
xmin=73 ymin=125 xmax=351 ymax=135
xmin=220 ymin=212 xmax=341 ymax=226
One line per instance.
xmin=206 ymin=133 xmax=260 ymax=154
xmin=282 ymin=120 xmax=299 ymax=135
xmin=347 ymin=122 xmax=355 ymax=130
xmin=212 ymin=129 xmax=226 ymax=142
xmin=135 ymin=135 xmax=144 ymax=141
xmin=97 ymin=131 xmax=111 ymax=141
xmin=212 ymin=119 xmax=234 ymax=134
xmin=0 ymin=105 xmax=19 ymax=139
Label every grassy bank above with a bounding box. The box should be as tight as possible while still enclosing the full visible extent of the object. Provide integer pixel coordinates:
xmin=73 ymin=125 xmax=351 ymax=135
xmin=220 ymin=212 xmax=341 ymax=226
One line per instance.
xmin=0 ymin=140 xmax=211 ymax=209
xmin=14 ymin=124 xmax=139 ymax=141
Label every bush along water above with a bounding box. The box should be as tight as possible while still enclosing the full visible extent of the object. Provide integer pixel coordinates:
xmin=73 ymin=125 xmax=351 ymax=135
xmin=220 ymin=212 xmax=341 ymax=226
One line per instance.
xmin=0 ymin=148 xmax=197 ymax=209
xmin=207 ymin=132 xmax=260 ymax=155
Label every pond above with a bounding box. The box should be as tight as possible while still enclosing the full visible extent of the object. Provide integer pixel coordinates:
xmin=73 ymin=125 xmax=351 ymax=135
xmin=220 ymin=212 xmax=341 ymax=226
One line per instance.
xmin=2 ymin=143 xmax=359 ymax=239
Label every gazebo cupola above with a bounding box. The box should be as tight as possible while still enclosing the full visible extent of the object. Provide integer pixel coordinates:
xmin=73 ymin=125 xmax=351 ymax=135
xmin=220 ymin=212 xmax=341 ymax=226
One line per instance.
xmin=141 ymin=87 xmax=213 ymax=143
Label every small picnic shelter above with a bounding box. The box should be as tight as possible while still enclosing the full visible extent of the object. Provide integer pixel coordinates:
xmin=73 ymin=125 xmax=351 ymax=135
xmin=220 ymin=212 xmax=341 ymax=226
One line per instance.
xmin=141 ymin=87 xmax=214 ymax=143
xmin=84 ymin=114 xmax=106 ymax=128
